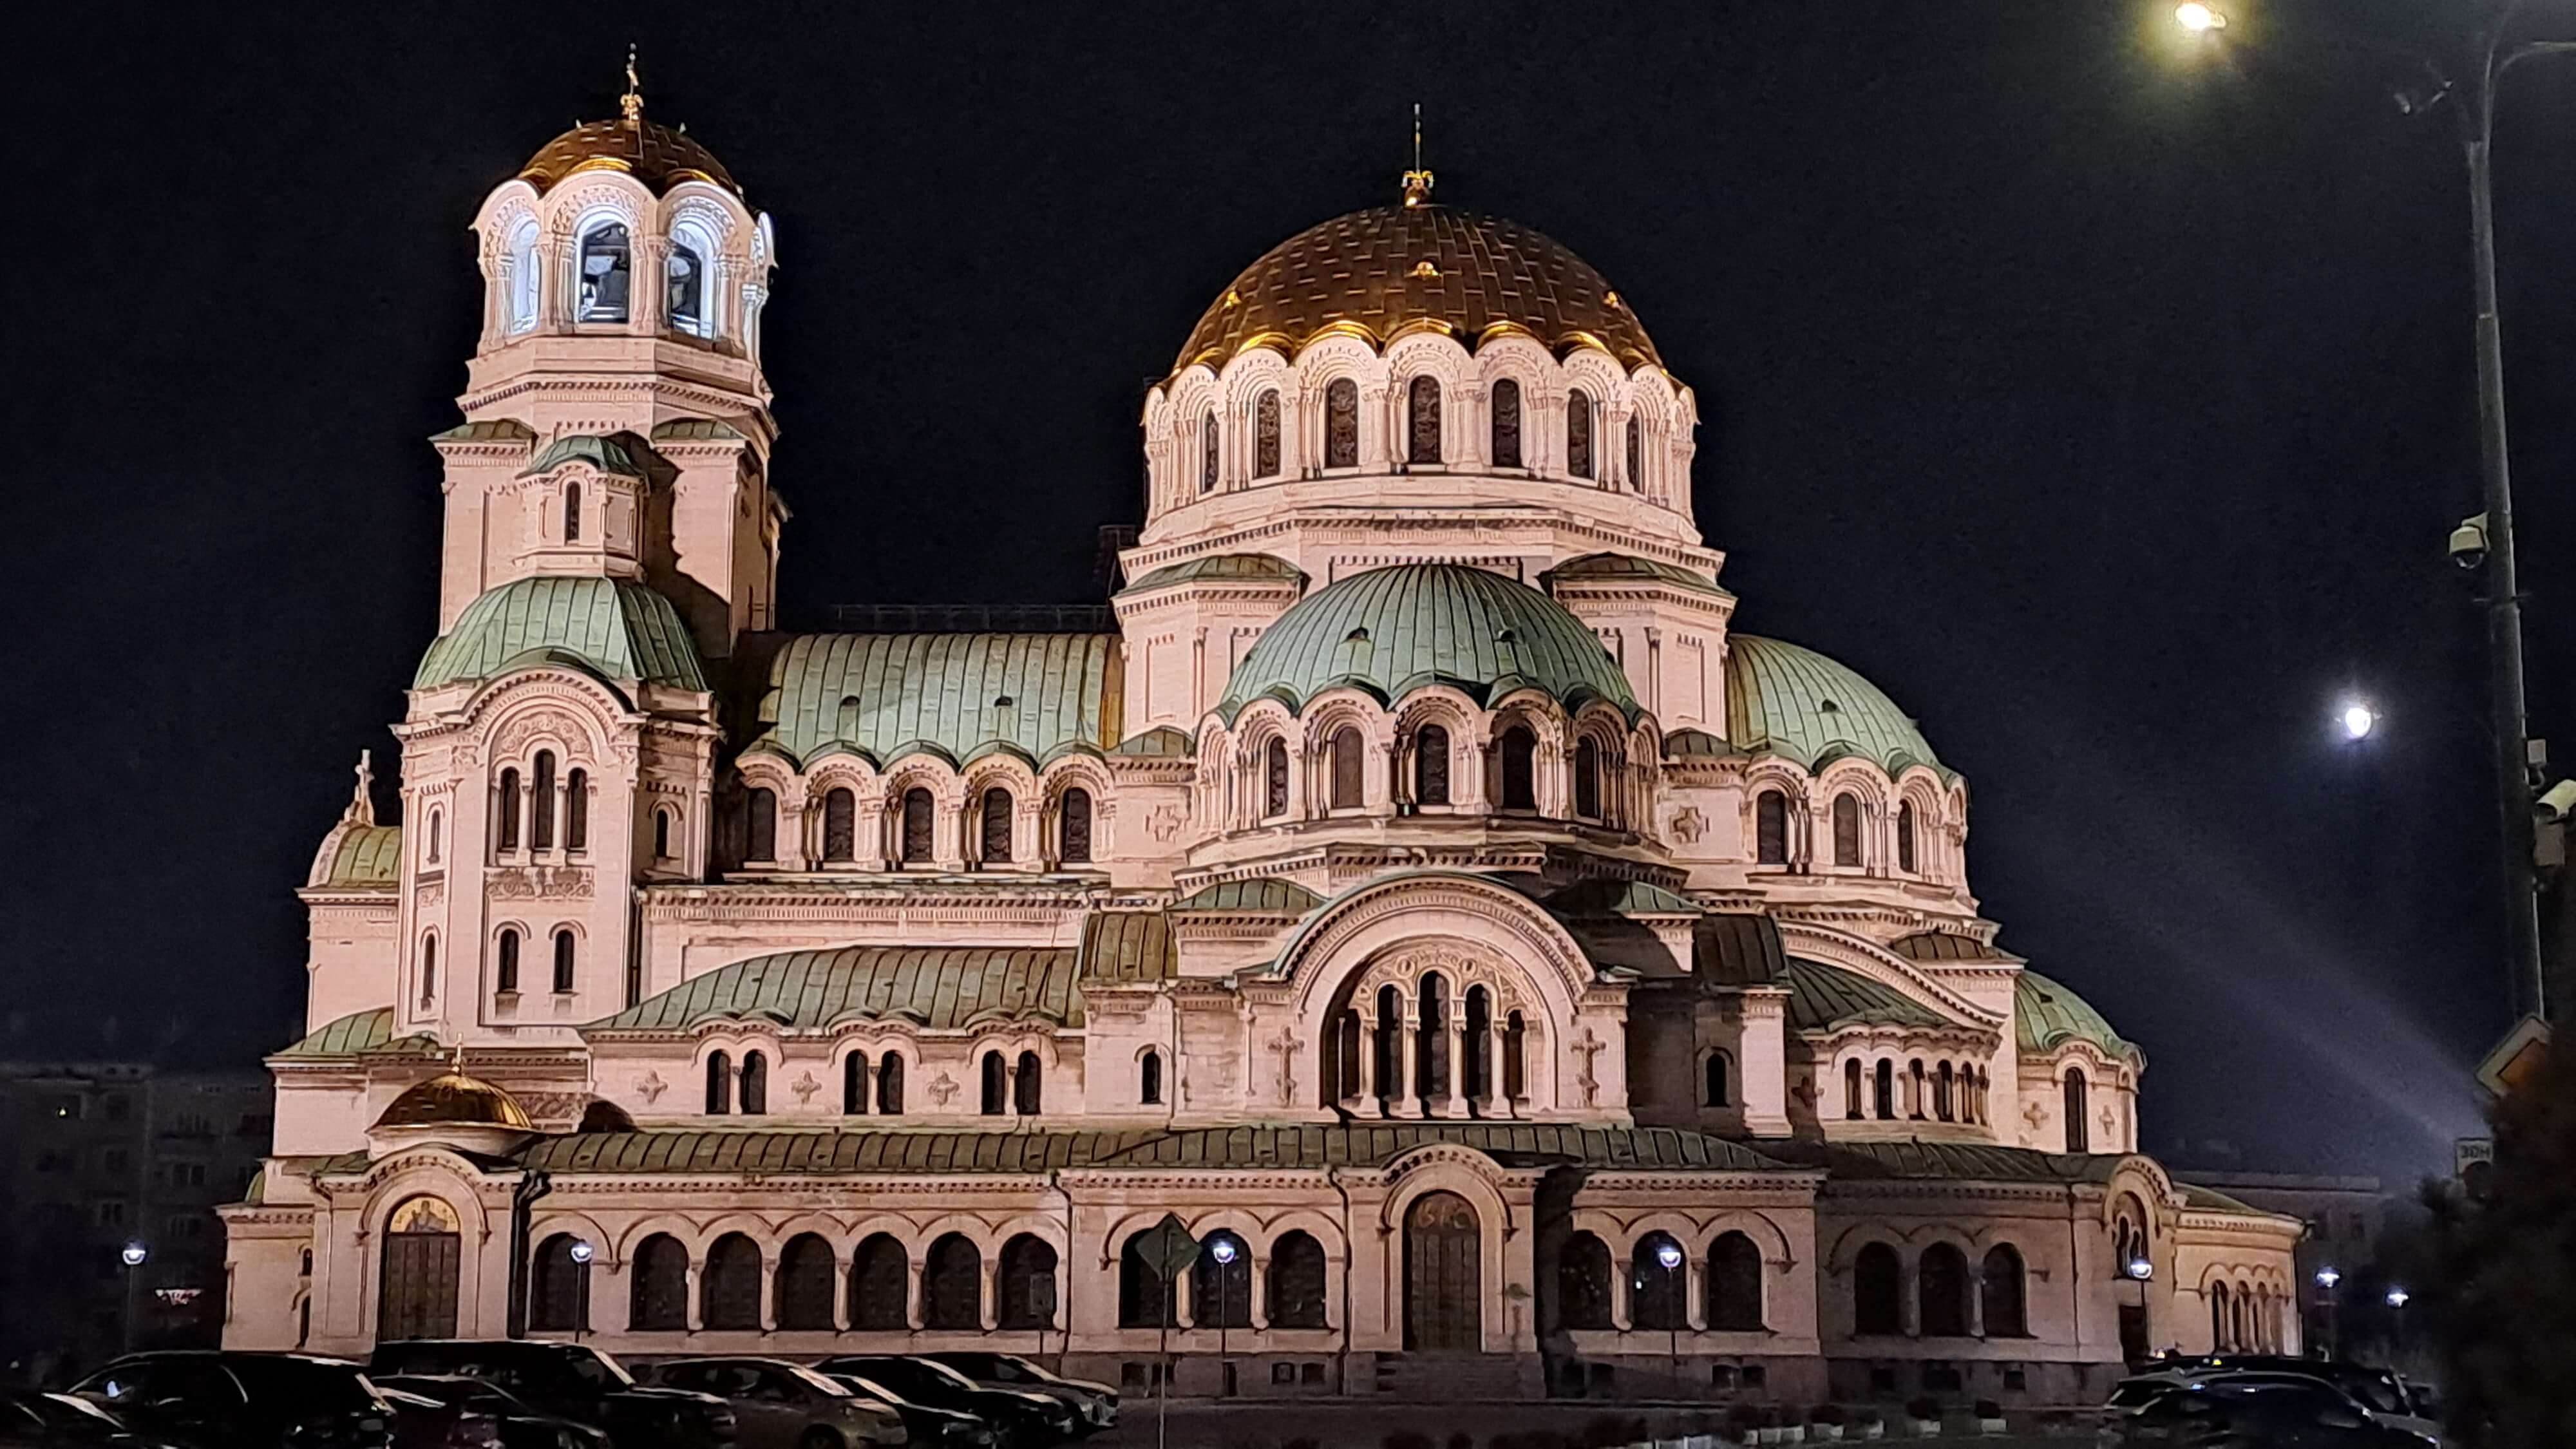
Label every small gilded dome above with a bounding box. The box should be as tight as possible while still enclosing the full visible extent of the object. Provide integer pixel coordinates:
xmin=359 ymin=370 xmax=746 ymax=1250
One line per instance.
xmin=374 ymin=1071 xmax=535 ymax=1132
xmin=518 ymin=115 xmax=740 ymax=198
xmin=1175 ymin=205 xmax=1660 ymax=377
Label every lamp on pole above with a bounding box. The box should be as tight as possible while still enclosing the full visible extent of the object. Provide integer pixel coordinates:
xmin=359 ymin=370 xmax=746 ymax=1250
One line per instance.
xmin=2385 ymin=1284 xmax=2410 ymax=1359
xmin=2315 ymin=1266 xmax=2342 ymax=1359
xmin=118 ymin=1242 xmax=149 ymax=1354
xmin=569 ymin=1240 xmax=594 ymax=1342
xmin=1656 ymin=1240 xmax=1685 ymax=1399
xmin=1209 ymin=1236 xmax=1238 ymax=1399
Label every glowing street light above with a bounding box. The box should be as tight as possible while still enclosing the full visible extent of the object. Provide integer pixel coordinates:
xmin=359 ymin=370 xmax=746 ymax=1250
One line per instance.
xmin=568 ymin=1240 xmax=595 ymax=1265
xmin=2340 ymin=701 xmax=2379 ymax=741
xmin=2175 ymin=3 xmax=2228 ymax=33
xmin=1656 ymin=1242 xmax=1684 ymax=1271
xmin=1209 ymin=1237 xmax=1237 ymax=1266
xmin=2385 ymin=1285 xmax=2410 ymax=1309
xmin=120 ymin=1243 xmax=148 ymax=1268
xmin=2127 ymin=1258 xmax=2155 ymax=1282
xmin=2315 ymin=1265 xmax=2341 ymax=1289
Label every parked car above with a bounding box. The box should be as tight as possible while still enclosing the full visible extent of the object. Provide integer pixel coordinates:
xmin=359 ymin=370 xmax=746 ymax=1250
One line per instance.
xmin=913 ymin=1358 xmax=1114 ymax=1433
xmin=0 ymin=1393 xmax=178 ymax=1449
xmin=374 ymin=1389 xmax=502 ymax=1449
xmin=644 ymin=1359 xmax=905 ymax=1449
xmin=367 ymin=1341 xmax=734 ymax=1449
xmin=2164 ymin=1355 xmax=2437 ymax=1436
xmin=810 ymin=1360 xmax=1069 ymax=1448
xmin=2108 ymin=1379 xmax=2437 ymax=1447
xmin=68 ymin=1352 xmax=402 ymax=1449
xmin=822 ymin=1378 xmax=994 ymax=1449
xmin=371 ymin=1376 xmax=612 ymax=1449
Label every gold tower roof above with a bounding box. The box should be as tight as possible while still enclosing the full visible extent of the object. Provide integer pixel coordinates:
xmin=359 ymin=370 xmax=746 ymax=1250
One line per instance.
xmin=517 ymin=117 xmax=740 ymax=198
xmin=1174 ymin=204 xmax=1662 ymax=376
xmin=374 ymin=1070 xmax=535 ymax=1132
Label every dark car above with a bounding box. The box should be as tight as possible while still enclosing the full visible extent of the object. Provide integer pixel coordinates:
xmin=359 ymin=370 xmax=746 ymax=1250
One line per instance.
xmin=372 ymin=1377 xmax=612 ymax=1449
xmin=643 ymin=1359 xmax=904 ymax=1449
xmin=2155 ymin=1356 xmax=2439 ymax=1439
xmin=811 ymin=1360 xmax=1068 ymax=1448
xmin=913 ymin=1358 xmax=1114 ymax=1434
xmin=1 ymin=1394 xmax=178 ymax=1449
xmin=2112 ymin=1380 xmax=2435 ymax=1447
xmin=367 ymin=1341 xmax=734 ymax=1449
xmin=824 ymin=1377 xmax=994 ymax=1449
xmin=69 ymin=1352 xmax=401 ymax=1449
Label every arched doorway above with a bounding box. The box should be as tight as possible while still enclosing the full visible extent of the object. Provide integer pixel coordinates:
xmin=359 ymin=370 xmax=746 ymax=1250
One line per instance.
xmin=378 ymin=1197 xmax=460 ymax=1340
xmin=1403 ymin=1191 xmax=1481 ymax=1350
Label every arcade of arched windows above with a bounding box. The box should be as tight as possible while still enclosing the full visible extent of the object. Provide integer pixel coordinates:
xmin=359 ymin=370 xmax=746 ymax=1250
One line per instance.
xmin=488 ymin=746 xmax=596 ymax=864
xmin=721 ymin=753 xmax=1111 ymax=873
xmin=1744 ymin=770 xmax=1963 ymax=884
xmin=2205 ymin=1275 xmax=2293 ymax=1354
xmin=1110 ymin=1215 xmax=1343 ymax=1333
xmin=1841 ymin=1237 xmax=2032 ymax=1341
xmin=1314 ymin=950 xmax=1544 ymax=1118
xmin=688 ymin=1036 xmax=1066 ymax=1123
xmin=475 ymin=178 xmax=773 ymax=361
xmin=1141 ymin=337 xmax=1696 ymax=518
xmin=1552 ymin=1225 xmax=1776 ymax=1336
xmin=1833 ymin=1047 xmax=1996 ymax=1130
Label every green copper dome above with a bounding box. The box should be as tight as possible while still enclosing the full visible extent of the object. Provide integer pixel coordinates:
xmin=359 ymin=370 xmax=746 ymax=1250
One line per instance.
xmin=1724 ymin=634 xmax=1946 ymax=777
xmin=415 ymin=576 xmax=707 ymax=692
xmin=1217 ymin=564 xmax=1636 ymax=721
xmin=2016 ymin=970 xmax=2139 ymax=1062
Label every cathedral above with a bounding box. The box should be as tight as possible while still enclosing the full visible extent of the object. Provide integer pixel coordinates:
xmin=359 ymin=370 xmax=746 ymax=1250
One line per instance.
xmin=219 ymin=79 xmax=2302 ymax=1406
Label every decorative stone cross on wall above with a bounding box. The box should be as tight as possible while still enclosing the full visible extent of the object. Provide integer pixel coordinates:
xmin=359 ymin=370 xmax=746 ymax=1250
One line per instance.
xmin=1571 ymin=1027 xmax=1605 ymax=1106
xmin=1267 ymin=1029 xmax=1300 ymax=1106
xmin=791 ymin=1072 xmax=820 ymax=1104
xmin=637 ymin=1070 xmax=667 ymax=1103
xmin=928 ymin=1072 xmax=960 ymax=1106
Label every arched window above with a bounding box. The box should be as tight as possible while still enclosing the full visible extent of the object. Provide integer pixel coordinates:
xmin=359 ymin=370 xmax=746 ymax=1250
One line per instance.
xmin=1499 ymin=725 xmax=1538 ymax=811
xmin=652 ymin=808 xmax=673 ymax=861
xmin=922 ymin=1235 xmax=981 ymax=1331
xmin=980 ymin=788 xmax=1013 ymax=863
xmin=667 ymin=243 xmax=706 ymax=337
xmin=1625 ymin=412 xmax=1643 ymax=491
xmin=1414 ymin=724 xmax=1450 ymax=805
xmin=900 ymin=787 xmax=933 ymax=863
xmin=1014 ymin=1050 xmax=1043 ymax=1114
xmin=1059 ymin=787 xmax=1094 ymax=864
xmin=1704 ymin=1051 xmax=1731 ymax=1108
xmin=495 ymin=928 xmax=521 ymax=994
xmin=1832 ymin=793 xmax=1862 ymax=867
xmin=564 ymin=768 xmax=587 ymax=851
xmin=1415 ymin=975 xmax=1449 ymax=1101
xmin=739 ymin=1050 xmax=768 ymax=1115
xmin=775 ymin=1233 xmax=837 ymax=1331
xmin=629 ymin=1233 xmax=689 ymax=1331
xmin=1119 ymin=1233 xmax=1175 ymax=1328
xmin=529 ymin=1233 xmax=588 ymax=1332
xmin=876 ymin=1054 xmax=905 ymax=1115
xmin=1573 ymin=738 xmax=1602 ymax=820
xmin=529 ymin=752 xmax=557 ymax=851
xmin=1566 ymin=388 xmax=1596 ymax=478
xmin=497 ymin=768 xmax=523 ymax=853
xmin=1329 ymin=726 xmax=1365 ymax=810
xmin=1854 ymin=1242 xmax=1902 ymax=1335
xmin=505 ymin=218 xmax=540 ymax=334
xmin=705 ymin=1051 xmax=732 ymax=1114
xmin=1407 ymin=375 xmax=1442 ymax=464
xmin=1264 ymin=738 xmax=1290 ymax=818
xmin=576 ymin=223 xmax=631 ymax=323
xmin=1897 ymin=800 xmax=1918 ymax=873
xmin=1139 ymin=1050 xmax=1163 ymax=1106
xmin=1193 ymin=1231 xmax=1253 ymax=1328
xmin=1462 ymin=985 xmax=1492 ymax=1103
xmin=1633 ymin=1235 xmax=1688 ymax=1331
xmin=1557 ymin=1231 xmax=1613 ymax=1330
xmin=1936 ymin=1061 xmax=1955 ymax=1122
xmin=980 ymin=1052 xmax=1007 ymax=1116
xmin=419 ymin=934 xmax=438 ymax=1003
xmin=1843 ymin=1059 xmax=1864 ymax=1119
xmin=426 ymin=810 xmax=441 ymax=863
xmin=1372 ymin=985 xmax=1402 ymax=1106
xmin=1503 ymin=1009 xmax=1528 ymax=1103
xmin=1200 ymin=409 xmax=1219 ymax=495
xmin=745 ymin=786 xmax=777 ymax=862
xmin=2211 ymin=1281 xmax=2233 ymax=1351
xmin=842 ymin=1052 xmax=869 ymax=1115
xmin=1269 ymin=1231 xmax=1329 ymax=1329
xmin=1909 ymin=1059 xmax=1928 ymax=1119
xmin=2064 ymin=1069 xmax=2091 ymax=1152
xmin=1873 ymin=1059 xmax=1895 ymax=1120
xmin=1756 ymin=789 xmax=1789 ymax=864
xmin=1325 ymin=1008 xmax=1362 ymax=1104
xmin=1254 ymin=389 xmax=1282 ymax=478
xmin=823 ymin=788 xmax=858 ymax=863
xmin=849 ymin=1235 xmax=909 ymax=1330
xmin=1919 ymin=1242 xmax=1970 ymax=1337
xmin=562 ymin=482 xmax=582 ymax=543
xmin=1325 ymin=378 xmax=1359 ymax=469
xmin=1490 ymin=377 xmax=1522 ymax=467
xmin=550 ymin=929 xmax=574 ymax=994
xmin=701 ymin=1233 xmax=762 ymax=1331
xmin=1980 ymin=1244 xmax=2027 ymax=1338
xmin=1709 ymin=1231 xmax=1765 ymax=1331
xmin=998 ymin=1235 xmax=1058 ymax=1331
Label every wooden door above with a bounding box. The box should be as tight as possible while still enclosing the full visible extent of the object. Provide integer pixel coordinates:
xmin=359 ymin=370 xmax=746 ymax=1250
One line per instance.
xmin=1404 ymin=1191 xmax=1481 ymax=1350
xmin=379 ymin=1227 xmax=459 ymax=1340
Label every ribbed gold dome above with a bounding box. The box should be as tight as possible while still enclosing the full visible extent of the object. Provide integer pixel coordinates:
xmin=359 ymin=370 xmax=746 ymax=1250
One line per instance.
xmin=518 ymin=117 xmax=739 ymax=198
xmin=374 ymin=1071 xmax=535 ymax=1132
xmin=1175 ymin=205 xmax=1661 ymax=376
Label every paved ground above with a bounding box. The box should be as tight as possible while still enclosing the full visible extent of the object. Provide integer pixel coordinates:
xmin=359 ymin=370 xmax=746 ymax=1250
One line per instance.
xmin=1085 ymin=1401 xmax=2093 ymax=1448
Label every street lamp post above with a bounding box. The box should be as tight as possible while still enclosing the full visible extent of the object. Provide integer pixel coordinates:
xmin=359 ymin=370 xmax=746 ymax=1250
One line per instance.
xmin=569 ymin=1240 xmax=594 ymax=1342
xmin=2314 ymin=1267 xmax=2342 ymax=1360
xmin=2385 ymin=1285 xmax=2410 ymax=1361
xmin=118 ymin=1242 xmax=149 ymax=1354
xmin=1656 ymin=1241 xmax=1685 ymax=1400
xmin=1209 ymin=1237 xmax=1237 ymax=1399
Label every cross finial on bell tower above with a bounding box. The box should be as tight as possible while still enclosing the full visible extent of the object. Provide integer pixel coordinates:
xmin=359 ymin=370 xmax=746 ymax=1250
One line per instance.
xmin=344 ymin=750 xmax=377 ymax=827
xmin=1401 ymin=102 xmax=1435 ymax=207
xmin=620 ymin=44 xmax=644 ymax=126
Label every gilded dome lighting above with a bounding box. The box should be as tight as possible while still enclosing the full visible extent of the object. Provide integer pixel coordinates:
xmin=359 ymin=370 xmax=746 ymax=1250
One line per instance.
xmin=518 ymin=117 xmax=739 ymax=198
xmin=1175 ymin=205 xmax=1662 ymax=376
xmin=373 ymin=1070 xmax=535 ymax=1132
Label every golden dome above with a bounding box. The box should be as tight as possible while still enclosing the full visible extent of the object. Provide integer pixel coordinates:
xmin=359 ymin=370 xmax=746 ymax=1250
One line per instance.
xmin=518 ymin=117 xmax=740 ymax=198
xmin=374 ymin=1071 xmax=535 ymax=1132
xmin=1174 ymin=204 xmax=1662 ymax=377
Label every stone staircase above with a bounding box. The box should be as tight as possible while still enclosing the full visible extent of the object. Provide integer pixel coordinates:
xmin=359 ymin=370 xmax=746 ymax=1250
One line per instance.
xmin=1373 ymin=1350 xmax=1533 ymax=1401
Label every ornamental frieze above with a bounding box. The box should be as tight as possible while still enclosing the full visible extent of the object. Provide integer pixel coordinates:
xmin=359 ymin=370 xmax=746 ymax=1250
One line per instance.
xmin=488 ymin=865 xmax=594 ymax=900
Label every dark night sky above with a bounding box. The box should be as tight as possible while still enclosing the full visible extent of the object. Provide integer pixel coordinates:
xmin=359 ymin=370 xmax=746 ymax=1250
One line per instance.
xmin=10 ymin=1 xmax=2575 ymax=1185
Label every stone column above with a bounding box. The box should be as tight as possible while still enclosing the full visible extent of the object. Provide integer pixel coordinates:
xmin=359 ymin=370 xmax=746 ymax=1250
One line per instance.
xmin=981 ymin=1257 xmax=1001 ymax=1332
xmin=1249 ymin=1256 xmax=1271 ymax=1331
xmin=761 ymin=1254 xmax=780 ymax=1332
xmin=685 ymin=1262 xmax=704 ymax=1331
xmin=634 ymin=234 xmax=671 ymax=335
xmin=1395 ymin=1003 xmax=1421 ymax=1118
xmin=907 ymin=1258 xmax=926 ymax=1331
xmin=1354 ymin=1012 xmax=1377 ymax=1108
xmin=831 ymin=1252 xmax=851 ymax=1331
xmin=1688 ymin=1259 xmax=1708 ymax=1332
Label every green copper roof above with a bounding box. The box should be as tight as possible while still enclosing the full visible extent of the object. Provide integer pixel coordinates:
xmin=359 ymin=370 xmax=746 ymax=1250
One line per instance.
xmin=1119 ymin=553 xmax=1303 ymax=596
xmin=1218 ymin=564 xmax=1636 ymax=721
xmin=1891 ymin=931 xmax=2020 ymax=964
xmin=274 ymin=1008 xmax=444 ymax=1060
xmin=317 ymin=826 xmax=402 ymax=889
xmin=1547 ymin=878 xmax=1702 ymax=918
xmin=1110 ymin=726 xmax=1194 ymax=758
xmin=650 ymin=418 xmax=745 ymax=441
xmin=2178 ymin=1182 xmax=2267 ymax=1215
xmin=1173 ymin=879 xmax=1325 ymax=913
xmin=511 ymin=1123 xmax=1791 ymax=1177
xmin=591 ymin=946 xmax=1092 ymax=1033
xmin=1696 ymin=913 xmax=1787 ymax=987
xmin=1723 ymin=634 xmax=1946 ymax=777
xmin=432 ymin=419 xmax=536 ymax=444
xmin=2016 ymin=970 xmax=2137 ymax=1059
xmin=1664 ymin=728 xmax=1737 ymax=761
xmin=1781 ymin=957 xmax=1949 ymax=1033
xmin=755 ymin=633 xmax=1119 ymax=766
xmin=1077 ymin=911 xmax=1180 ymax=985
xmin=1761 ymin=1139 xmax=2128 ymax=1186
xmin=1543 ymin=553 xmax=1732 ymax=598
xmin=520 ymin=433 xmax=647 ymax=478
xmin=415 ymin=576 xmax=708 ymax=692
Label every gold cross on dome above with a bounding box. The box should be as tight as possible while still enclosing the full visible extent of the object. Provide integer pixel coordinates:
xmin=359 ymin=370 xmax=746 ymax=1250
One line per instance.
xmin=621 ymin=44 xmax=644 ymax=125
xmin=450 ymin=1042 xmax=468 ymax=1075
xmin=1401 ymin=102 xmax=1435 ymax=207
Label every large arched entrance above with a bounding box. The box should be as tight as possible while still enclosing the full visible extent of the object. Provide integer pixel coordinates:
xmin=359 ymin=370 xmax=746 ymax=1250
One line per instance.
xmin=377 ymin=1196 xmax=460 ymax=1340
xmin=1403 ymin=1191 xmax=1482 ymax=1350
